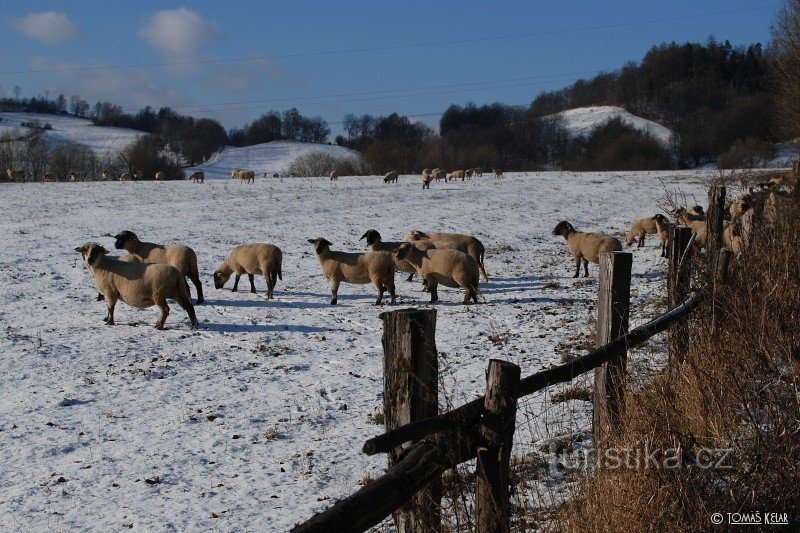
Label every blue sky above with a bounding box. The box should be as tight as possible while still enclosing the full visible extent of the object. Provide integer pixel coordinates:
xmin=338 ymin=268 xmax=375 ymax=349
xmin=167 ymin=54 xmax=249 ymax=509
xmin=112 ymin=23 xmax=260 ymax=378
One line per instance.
xmin=0 ymin=1 xmax=780 ymax=136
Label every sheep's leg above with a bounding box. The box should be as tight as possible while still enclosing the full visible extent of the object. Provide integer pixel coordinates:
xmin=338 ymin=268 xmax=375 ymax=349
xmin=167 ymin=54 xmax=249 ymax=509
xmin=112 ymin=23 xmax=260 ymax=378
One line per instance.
xmin=406 ymin=273 xmax=414 ymax=282
xmin=189 ymin=274 xmax=204 ymax=304
xmin=638 ymin=233 xmax=645 ymax=248
xmin=175 ymin=293 xmax=198 ymax=330
xmin=265 ymin=272 xmax=274 ymax=300
xmin=248 ymin=273 xmax=256 ymax=293
xmin=97 ymin=293 xmax=105 ymax=301
xmin=583 ymin=259 xmax=589 ymax=277
xmin=386 ymin=280 xmax=396 ymax=304
xmin=155 ymin=299 xmax=169 ymax=330
xmin=573 ymin=257 xmax=581 ymax=278
xmin=330 ymin=279 xmax=340 ymax=305
xmin=231 ymin=274 xmax=241 ymax=292
xmin=472 ymin=285 xmax=479 ymax=304
xmin=374 ymin=280 xmax=384 ymax=306
xmin=104 ymin=297 xmax=117 ymax=325
xmin=428 ymin=280 xmax=438 ymax=303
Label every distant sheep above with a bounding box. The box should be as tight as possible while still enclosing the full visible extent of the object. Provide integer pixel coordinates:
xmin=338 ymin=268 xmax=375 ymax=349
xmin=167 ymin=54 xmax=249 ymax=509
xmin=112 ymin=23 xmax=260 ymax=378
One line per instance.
xmin=625 ymin=215 xmax=664 ymax=247
xmin=155 ymin=171 xmax=165 ymax=181
xmin=421 ymin=168 xmax=432 ymax=189
xmin=119 ymin=172 xmax=132 ymax=181
xmin=189 ymin=171 xmax=204 ymax=183
xmin=76 ymin=243 xmax=197 ymax=330
xmin=552 ymin=221 xmax=623 ymax=277
xmin=330 ymin=170 xmax=339 ymax=181
xmin=114 ymin=230 xmax=204 ymax=303
xmin=465 ymin=169 xmax=474 ymax=178
xmin=448 ymin=170 xmax=466 ymax=181
xmin=231 ymin=169 xmax=255 ymax=183
xmin=101 ymin=170 xmax=113 ymax=181
xmin=307 ymin=237 xmax=396 ymax=305
xmin=492 ymin=168 xmax=503 ymax=178
xmin=43 ymin=172 xmax=55 ymax=182
xmin=384 ymin=171 xmax=399 ymax=184
xmin=6 ymin=167 xmax=25 ymax=182
xmin=674 ymin=207 xmax=707 ymax=248
xmin=134 ymin=170 xmax=143 ymax=181
xmin=431 ymin=168 xmax=446 ymax=181
xmin=473 ymin=167 xmax=484 ymax=177
xmin=651 ymin=214 xmax=673 ymax=257
xmin=69 ymin=171 xmax=81 ymax=182
xmin=395 ymin=242 xmax=479 ymax=304
xmin=214 ymin=243 xmax=283 ymax=299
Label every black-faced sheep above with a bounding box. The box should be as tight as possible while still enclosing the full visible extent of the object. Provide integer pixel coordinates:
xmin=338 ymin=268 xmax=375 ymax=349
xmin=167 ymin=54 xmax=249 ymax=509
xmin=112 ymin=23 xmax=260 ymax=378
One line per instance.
xmin=552 ymin=221 xmax=623 ymax=277
xmin=405 ymin=230 xmax=489 ymax=282
xmin=213 ymin=243 xmax=283 ymax=299
xmin=395 ymin=243 xmax=479 ymax=304
xmin=384 ymin=171 xmax=399 ymax=184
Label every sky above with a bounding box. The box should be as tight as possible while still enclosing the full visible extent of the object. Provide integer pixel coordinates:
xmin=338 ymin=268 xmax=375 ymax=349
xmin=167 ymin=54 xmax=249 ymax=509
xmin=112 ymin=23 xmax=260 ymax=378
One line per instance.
xmin=0 ymin=1 xmax=781 ymax=137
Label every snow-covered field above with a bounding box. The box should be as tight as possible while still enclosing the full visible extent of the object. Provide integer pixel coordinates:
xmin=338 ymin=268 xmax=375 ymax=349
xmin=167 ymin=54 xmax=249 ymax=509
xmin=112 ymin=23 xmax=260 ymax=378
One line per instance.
xmin=0 ymin=112 xmax=144 ymax=157
xmin=0 ymin=171 xmax=711 ymax=531
xmin=187 ymin=140 xmax=362 ymax=178
xmin=551 ymin=105 xmax=675 ymax=146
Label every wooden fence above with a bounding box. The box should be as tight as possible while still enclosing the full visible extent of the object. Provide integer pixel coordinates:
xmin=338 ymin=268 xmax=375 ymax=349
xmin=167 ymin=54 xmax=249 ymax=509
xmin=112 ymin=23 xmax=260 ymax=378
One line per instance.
xmin=295 ymin=187 xmax=729 ymax=533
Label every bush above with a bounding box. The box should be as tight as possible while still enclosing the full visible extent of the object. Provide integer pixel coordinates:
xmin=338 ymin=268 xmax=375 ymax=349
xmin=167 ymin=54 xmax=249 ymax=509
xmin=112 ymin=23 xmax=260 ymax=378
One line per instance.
xmin=566 ymin=117 xmax=673 ymax=170
xmin=717 ymin=137 xmax=776 ymax=169
xmin=287 ymin=151 xmax=372 ymax=177
xmin=116 ymin=135 xmax=185 ymax=180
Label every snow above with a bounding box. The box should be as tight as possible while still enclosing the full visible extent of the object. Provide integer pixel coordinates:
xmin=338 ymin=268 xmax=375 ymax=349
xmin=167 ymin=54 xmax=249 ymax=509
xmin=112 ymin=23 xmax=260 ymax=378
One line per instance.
xmin=0 ymin=112 xmax=144 ymax=157
xmin=0 ymin=170 xmax=712 ymax=530
xmin=186 ymin=140 xmax=362 ymax=178
xmin=550 ymin=106 xmax=675 ymax=146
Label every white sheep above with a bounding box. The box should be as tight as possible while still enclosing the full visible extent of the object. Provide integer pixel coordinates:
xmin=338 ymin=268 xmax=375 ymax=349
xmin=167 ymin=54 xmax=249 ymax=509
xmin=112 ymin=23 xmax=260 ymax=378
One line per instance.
xmin=384 ymin=171 xmax=399 ymax=184
xmin=189 ymin=171 xmax=204 ymax=183
xmin=330 ymin=170 xmax=339 ymax=181
xmin=69 ymin=171 xmax=81 ymax=182
xmin=119 ymin=172 xmax=132 ymax=181
xmin=395 ymin=243 xmax=479 ymax=304
xmin=405 ymin=230 xmax=489 ymax=282
xmin=552 ymin=221 xmax=623 ymax=277
xmin=307 ymin=237 xmax=396 ymax=305
xmin=421 ymin=168 xmax=432 ymax=189
xmin=76 ymin=243 xmax=197 ymax=330
xmin=155 ymin=171 xmax=165 ymax=181
xmin=492 ymin=168 xmax=503 ymax=178
xmin=213 ymin=243 xmax=283 ymax=299
xmin=133 ymin=170 xmax=143 ymax=180
xmin=6 ymin=167 xmax=26 ymax=182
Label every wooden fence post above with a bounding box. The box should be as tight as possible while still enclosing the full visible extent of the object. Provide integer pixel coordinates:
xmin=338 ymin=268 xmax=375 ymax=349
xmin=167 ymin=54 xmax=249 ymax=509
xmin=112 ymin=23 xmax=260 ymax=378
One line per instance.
xmin=707 ymin=185 xmax=727 ymax=269
xmin=380 ymin=308 xmax=441 ymax=533
xmin=667 ymin=226 xmax=693 ymax=366
xmin=592 ymin=251 xmax=632 ymax=448
xmin=475 ymin=360 xmax=521 ymax=533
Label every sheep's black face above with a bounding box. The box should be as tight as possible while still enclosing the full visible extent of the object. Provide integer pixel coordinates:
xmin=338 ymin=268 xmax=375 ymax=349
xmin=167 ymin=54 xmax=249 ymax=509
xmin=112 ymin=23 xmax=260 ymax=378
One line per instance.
xmin=114 ymin=231 xmax=136 ymax=250
xmin=552 ymin=221 xmax=571 ymax=237
xmin=308 ymin=238 xmax=331 ymax=254
xmin=396 ymin=244 xmax=411 ymax=260
xmin=360 ymin=230 xmax=380 ymax=246
xmin=213 ymin=271 xmax=229 ymax=289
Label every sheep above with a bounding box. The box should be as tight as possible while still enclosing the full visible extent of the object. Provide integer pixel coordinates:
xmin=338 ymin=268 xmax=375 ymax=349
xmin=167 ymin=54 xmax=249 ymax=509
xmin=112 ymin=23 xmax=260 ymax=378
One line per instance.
xmin=474 ymin=167 xmax=484 ymax=177
xmin=330 ymin=170 xmax=339 ymax=181
xmin=231 ymin=169 xmax=255 ymax=183
xmin=690 ymin=205 xmax=705 ymax=218
xmin=43 ymin=172 xmax=55 ymax=182
xmin=405 ymin=230 xmax=489 ymax=282
xmin=101 ymin=170 xmax=113 ymax=181
xmin=133 ymin=170 xmax=143 ymax=180
xmin=493 ymin=168 xmax=503 ymax=178
xmin=723 ymin=202 xmax=754 ymax=254
xmin=69 ymin=171 xmax=80 ymax=182
xmin=75 ymin=243 xmax=197 ymax=330
xmin=119 ymin=172 xmax=132 ymax=181
xmin=552 ymin=221 xmax=623 ymax=278
xmin=359 ymin=229 xmax=436 ymax=282
xmin=625 ymin=215 xmax=664 ymax=248
xmin=421 ymin=168 xmax=432 ymax=189
xmin=114 ymin=230 xmax=204 ymax=304
xmin=92 ymin=253 xmax=138 ymax=301
xmin=448 ymin=170 xmax=466 ymax=181
xmin=395 ymin=243 xmax=479 ymax=304
xmin=189 ymin=171 xmax=204 ymax=183
xmin=307 ymin=237 xmax=396 ymax=305
xmin=673 ymin=207 xmax=707 ymax=247
xmin=155 ymin=171 xmax=165 ymax=181
xmin=6 ymin=167 xmax=25 ymax=182
xmin=651 ymin=214 xmax=673 ymax=257
xmin=431 ymin=168 xmax=446 ymax=181
xmin=384 ymin=171 xmax=399 ymax=184
xmin=213 ymin=243 xmax=283 ymax=299
xmin=465 ymin=169 xmax=474 ymax=178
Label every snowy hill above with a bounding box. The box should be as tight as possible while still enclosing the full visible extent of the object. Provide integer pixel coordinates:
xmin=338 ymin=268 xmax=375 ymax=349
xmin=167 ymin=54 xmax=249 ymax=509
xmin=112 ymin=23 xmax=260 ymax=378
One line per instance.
xmin=187 ymin=140 xmax=362 ymax=178
xmin=549 ymin=106 xmax=675 ymax=146
xmin=0 ymin=112 xmax=144 ymax=157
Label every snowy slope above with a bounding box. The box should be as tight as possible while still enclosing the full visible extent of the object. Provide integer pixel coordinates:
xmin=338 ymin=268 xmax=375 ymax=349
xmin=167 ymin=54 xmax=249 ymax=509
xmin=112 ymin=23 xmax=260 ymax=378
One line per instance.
xmin=550 ymin=106 xmax=675 ymax=146
xmin=0 ymin=112 xmax=144 ymax=157
xmin=0 ymin=171 xmax=713 ymax=530
xmin=187 ymin=140 xmax=362 ymax=178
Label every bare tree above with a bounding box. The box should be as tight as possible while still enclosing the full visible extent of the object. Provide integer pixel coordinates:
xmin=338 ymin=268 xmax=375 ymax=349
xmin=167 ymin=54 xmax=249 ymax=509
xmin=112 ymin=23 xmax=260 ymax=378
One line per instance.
xmin=772 ymin=0 xmax=800 ymax=139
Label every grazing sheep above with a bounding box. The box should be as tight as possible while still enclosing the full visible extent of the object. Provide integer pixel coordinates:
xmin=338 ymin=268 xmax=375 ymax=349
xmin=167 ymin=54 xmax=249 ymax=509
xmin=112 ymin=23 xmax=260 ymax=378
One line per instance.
xmin=330 ymin=170 xmax=339 ymax=181
xmin=493 ymin=168 xmax=503 ymax=178
xmin=76 ymin=243 xmax=197 ymax=330
xmin=395 ymin=243 xmax=479 ymax=304
xmin=405 ymin=230 xmax=489 ymax=282
xmin=474 ymin=167 xmax=484 ymax=177
xmin=674 ymin=207 xmax=708 ymax=248
xmin=189 ymin=171 xmax=204 ymax=183
xmin=101 ymin=170 xmax=113 ymax=181
xmin=448 ymin=170 xmax=466 ymax=181
xmin=6 ymin=167 xmax=25 ymax=182
xmin=119 ymin=172 xmax=132 ymax=181
xmin=421 ymin=168 xmax=432 ymax=189
xmin=651 ymin=214 xmax=674 ymax=257
xmin=213 ymin=243 xmax=283 ymax=299
xmin=231 ymin=169 xmax=255 ymax=183
xmin=431 ymin=168 xmax=446 ymax=181
xmin=384 ymin=171 xmax=399 ymax=184
xmin=69 ymin=171 xmax=80 ymax=182
xmin=114 ymin=230 xmax=204 ymax=303
xmin=625 ymin=215 xmax=664 ymax=247
xmin=133 ymin=170 xmax=143 ymax=181
xmin=552 ymin=221 xmax=623 ymax=278
xmin=360 ymin=229 xmax=436 ymax=282
xmin=155 ymin=171 xmax=165 ymax=181
xmin=465 ymin=169 xmax=474 ymax=178
xmin=307 ymin=237 xmax=396 ymax=305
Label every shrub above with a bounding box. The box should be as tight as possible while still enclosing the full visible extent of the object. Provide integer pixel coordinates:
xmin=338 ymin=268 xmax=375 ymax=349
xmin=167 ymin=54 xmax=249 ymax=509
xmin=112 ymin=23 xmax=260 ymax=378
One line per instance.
xmin=288 ymin=151 xmax=372 ymax=177
xmin=717 ymin=136 xmax=776 ymax=169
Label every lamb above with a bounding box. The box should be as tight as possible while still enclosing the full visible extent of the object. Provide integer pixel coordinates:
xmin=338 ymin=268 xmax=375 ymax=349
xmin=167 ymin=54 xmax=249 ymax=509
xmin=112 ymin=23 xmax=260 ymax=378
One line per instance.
xmin=674 ymin=207 xmax=708 ymax=248
xmin=395 ymin=243 xmax=479 ymax=304
xmin=431 ymin=168 xmax=446 ymax=181
xmin=421 ymin=168 xmax=432 ymax=189
xmin=69 ymin=171 xmax=80 ymax=182
xmin=474 ymin=167 xmax=484 ymax=177
xmin=307 ymin=237 xmax=396 ymax=305
xmin=405 ymin=230 xmax=489 ymax=282
xmin=43 ymin=172 xmax=55 ymax=182
xmin=651 ymin=214 xmax=673 ymax=257
xmin=465 ymin=169 xmax=474 ymax=178
xmin=213 ymin=243 xmax=283 ymax=299
xmin=552 ymin=221 xmax=623 ymax=278
xmin=119 ymin=172 xmax=132 ymax=181
xmin=625 ymin=215 xmax=664 ymax=247
xmin=448 ymin=170 xmax=466 ymax=181
xmin=493 ymin=168 xmax=503 ymax=178
xmin=114 ymin=230 xmax=204 ymax=303
xmin=75 ymin=243 xmax=197 ymax=330
xmin=6 ymin=167 xmax=25 ymax=182
xmin=101 ymin=170 xmax=113 ymax=181
xmin=189 ymin=171 xmax=204 ymax=183
xmin=155 ymin=171 xmax=165 ymax=181
xmin=133 ymin=170 xmax=143 ymax=180
xmin=384 ymin=171 xmax=399 ymax=184
xmin=330 ymin=170 xmax=339 ymax=181
xmin=360 ymin=229 xmax=435 ymax=282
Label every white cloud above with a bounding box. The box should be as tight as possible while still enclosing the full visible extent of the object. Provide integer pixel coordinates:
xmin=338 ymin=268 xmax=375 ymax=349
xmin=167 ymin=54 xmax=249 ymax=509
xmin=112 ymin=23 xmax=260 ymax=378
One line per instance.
xmin=10 ymin=12 xmax=82 ymax=44
xmin=139 ymin=8 xmax=219 ymax=56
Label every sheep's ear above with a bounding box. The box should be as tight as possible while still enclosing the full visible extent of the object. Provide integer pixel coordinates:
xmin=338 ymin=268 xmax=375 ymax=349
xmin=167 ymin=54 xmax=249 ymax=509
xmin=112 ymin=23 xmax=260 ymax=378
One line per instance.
xmin=97 ymin=246 xmax=109 ymax=255
xmin=307 ymin=239 xmax=316 ymax=244
xmin=321 ymin=238 xmax=332 ymax=246
xmin=75 ymin=246 xmax=87 ymax=254
xmin=359 ymin=231 xmax=369 ymax=240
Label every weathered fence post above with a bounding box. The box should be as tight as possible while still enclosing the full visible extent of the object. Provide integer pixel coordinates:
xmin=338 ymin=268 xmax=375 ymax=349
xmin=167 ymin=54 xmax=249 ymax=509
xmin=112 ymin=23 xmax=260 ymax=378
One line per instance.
xmin=592 ymin=251 xmax=632 ymax=447
xmin=475 ymin=359 xmax=521 ymax=533
xmin=380 ymin=308 xmax=441 ymax=533
xmin=716 ymin=248 xmax=733 ymax=284
xmin=667 ymin=226 xmax=693 ymax=366
xmin=707 ymin=185 xmax=727 ymax=270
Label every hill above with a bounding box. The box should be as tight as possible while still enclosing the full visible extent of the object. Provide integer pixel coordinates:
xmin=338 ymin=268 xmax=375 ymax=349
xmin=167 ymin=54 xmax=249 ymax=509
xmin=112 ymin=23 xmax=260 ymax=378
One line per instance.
xmin=549 ymin=106 xmax=674 ymax=146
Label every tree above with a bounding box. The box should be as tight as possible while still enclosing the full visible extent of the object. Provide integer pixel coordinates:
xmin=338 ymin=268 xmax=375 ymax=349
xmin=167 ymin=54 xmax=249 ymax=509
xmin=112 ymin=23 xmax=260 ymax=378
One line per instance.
xmin=13 ymin=85 xmax=21 ymax=99
xmin=772 ymin=0 xmax=800 ymax=138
